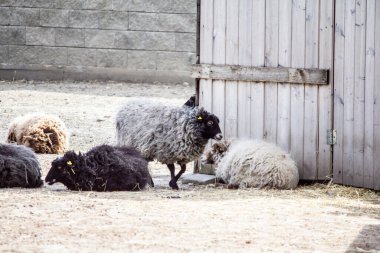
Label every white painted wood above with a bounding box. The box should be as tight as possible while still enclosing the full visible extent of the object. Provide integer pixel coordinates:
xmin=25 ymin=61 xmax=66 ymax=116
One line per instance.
xmin=212 ymin=0 xmax=227 ymax=133
xmin=196 ymin=0 xmax=379 ymax=189
xmin=200 ymin=0 xmax=213 ymax=64
xmin=318 ymin=0 xmax=333 ymax=180
xmin=291 ymin=0 xmax=306 ymax=178
xmin=303 ymin=0 xmax=319 ymax=180
xmin=333 ymin=0 xmax=345 ymax=184
xmin=224 ymin=82 xmax=238 ymax=138
xmin=264 ymin=0 xmax=279 ymax=143
xmin=212 ymin=0 xmax=226 ymax=65
xmin=342 ymin=0 xmax=356 ymax=186
xmin=364 ymin=0 xmax=375 ymax=189
xmin=250 ymin=0 xmax=265 ymax=139
xmin=224 ymin=0 xmax=239 ymax=138
xmin=374 ymin=0 xmax=380 ymax=191
xmin=199 ymin=0 xmax=214 ymax=112
xmin=353 ymin=0 xmax=366 ymax=187
xmin=212 ymin=81 xmax=225 ymax=131
xmin=237 ymin=0 xmax=252 ymax=138
xmin=199 ymin=80 xmax=213 ymax=112
xmin=192 ymin=64 xmax=329 ymax=84
xmin=277 ymin=0 xmax=292 ymax=152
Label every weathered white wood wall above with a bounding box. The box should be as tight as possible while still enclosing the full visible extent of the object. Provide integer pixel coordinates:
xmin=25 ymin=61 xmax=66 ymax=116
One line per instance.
xmin=333 ymin=0 xmax=380 ymax=190
xmin=198 ymin=0 xmax=334 ymax=181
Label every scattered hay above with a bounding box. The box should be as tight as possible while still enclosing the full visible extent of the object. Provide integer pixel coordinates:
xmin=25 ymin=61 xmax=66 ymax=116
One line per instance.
xmin=294 ymin=182 xmax=380 ymax=203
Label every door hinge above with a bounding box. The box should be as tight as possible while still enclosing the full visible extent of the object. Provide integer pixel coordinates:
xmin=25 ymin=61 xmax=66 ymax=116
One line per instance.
xmin=327 ymin=129 xmax=337 ymax=145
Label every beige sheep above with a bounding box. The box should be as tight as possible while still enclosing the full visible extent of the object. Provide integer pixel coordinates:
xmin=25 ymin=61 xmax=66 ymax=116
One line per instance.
xmin=7 ymin=113 xmax=69 ymax=154
xmin=202 ymin=139 xmax=299 ymax=190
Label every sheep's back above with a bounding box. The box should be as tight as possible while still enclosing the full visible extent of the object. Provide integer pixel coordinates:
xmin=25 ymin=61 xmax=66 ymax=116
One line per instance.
xmin=83 ymin=145 xmax=152 ymax=191
xmin=0 ymin=144 xmax=43 ymax=188
xmin=216 ymin=140 xmax=299 ymax=189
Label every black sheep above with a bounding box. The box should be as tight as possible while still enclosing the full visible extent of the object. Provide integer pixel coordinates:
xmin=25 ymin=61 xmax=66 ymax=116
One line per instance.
xmin=0 ymin=143 xmax=43 ymax=188
xmin=45 ymin=145 xmax=153 ymax=191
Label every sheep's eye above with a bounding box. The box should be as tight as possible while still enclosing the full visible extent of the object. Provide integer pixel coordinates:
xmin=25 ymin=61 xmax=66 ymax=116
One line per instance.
xmin=207 ymin=121 xmax=214 ymax=126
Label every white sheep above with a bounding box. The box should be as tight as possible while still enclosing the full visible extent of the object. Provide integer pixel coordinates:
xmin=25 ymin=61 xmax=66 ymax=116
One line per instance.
xmin=7 ymin=113 xmax=69 ymax=154
xmin=202 ymin=140 xmax=299 ymax=189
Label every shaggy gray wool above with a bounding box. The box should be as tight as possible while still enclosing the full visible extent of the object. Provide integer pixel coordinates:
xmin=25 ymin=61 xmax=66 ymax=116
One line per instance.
xmin=116 ymin=100 xmax=211 ymax=165
xmin=203 ymin=139 xmax=299 ymax=190
xmin=0 ymin=143 xmax=43 ymax=188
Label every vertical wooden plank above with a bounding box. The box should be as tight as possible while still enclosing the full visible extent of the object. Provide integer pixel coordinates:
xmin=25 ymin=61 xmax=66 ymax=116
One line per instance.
xmin=353 ymin=0 xmax=366 ymax=187
xmin=303 ymin=0 xmax=319 ymax=180
xmin=291 ymin=0 xmax=306 ymax=178
xmin=277 ymin=0 xmax=292 ymax=152
xmin=237 ymin=0 xmax=252 ymax=138
xmin=318 ymin=0 xmax=333 ymax=180
xmin=225 ymin=0 xmax=239 ymax=138
xmin=199 ymin=79 xmax=213 ymax=112
xmin=199 ymin=0 xmax=214 ymax=112
xmin=212 ymin=82 xmax=225 ymax=133
xmin=333 ymin=0 xmax=345 ymax=184
xmin=250 ymin=0 xmax=265 ymax=140
xmin=374 ymin=0 xmax=380 ymax=190
xmin=264 ymin=0 xmax=279 ymax=143
xmin=212 ymin=0 xmax=226 ymax=133
xmin=363 ymin=0 xmax=375 ymax=189
xmin=342 ymin=0 xmax=356 ymax=186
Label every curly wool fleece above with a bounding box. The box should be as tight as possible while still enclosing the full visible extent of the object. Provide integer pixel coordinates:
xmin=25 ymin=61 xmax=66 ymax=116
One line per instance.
xmin=7 ymin=113 xmax=69 ymax=154
xmin=210 ymin=140 xmax=299 ymax=189
xmin=116 ymin=100 xmax=212 ymax=165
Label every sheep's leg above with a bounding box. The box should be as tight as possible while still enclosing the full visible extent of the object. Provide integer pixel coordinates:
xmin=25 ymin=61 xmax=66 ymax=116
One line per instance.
xmin=166 ymin=163 xmax=179 ymax=190
xmin=169 ymin=164 xmax=186 ymax=190
xmin=167 ymin=164 xmax=175 ymax=179
xmin=167 ymin=164 xmax=179 ymax=190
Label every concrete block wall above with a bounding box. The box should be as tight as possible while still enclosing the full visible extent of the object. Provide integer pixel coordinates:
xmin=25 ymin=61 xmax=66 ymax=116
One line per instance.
xmin=0 ymin=0 xmax=197 ymax=83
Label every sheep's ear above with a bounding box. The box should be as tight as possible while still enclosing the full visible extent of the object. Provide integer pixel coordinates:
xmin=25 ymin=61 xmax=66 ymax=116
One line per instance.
xmin=196 ymin=108 xmax=206 ymax=121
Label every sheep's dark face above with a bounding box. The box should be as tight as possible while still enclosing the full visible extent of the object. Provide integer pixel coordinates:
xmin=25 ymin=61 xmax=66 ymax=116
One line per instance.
xmin=196 ymin=110 xmax=223 ymax=141
xmin=45 ymin=151 xmax=79 ymax=188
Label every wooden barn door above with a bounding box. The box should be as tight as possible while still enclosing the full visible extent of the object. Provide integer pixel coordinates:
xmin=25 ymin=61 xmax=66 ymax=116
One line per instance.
xmin=333 ymin=0 xmax=380 ymax=190
xmin=196 ymin=0 xmax=334 ymax=181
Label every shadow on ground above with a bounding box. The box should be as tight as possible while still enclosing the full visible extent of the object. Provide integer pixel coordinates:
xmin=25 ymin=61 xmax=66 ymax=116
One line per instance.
xmin=346 ymin=225 xmax=380 ymax=252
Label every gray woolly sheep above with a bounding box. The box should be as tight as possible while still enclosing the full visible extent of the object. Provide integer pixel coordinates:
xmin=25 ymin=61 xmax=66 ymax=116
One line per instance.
xmin=0 ymin=143 xmax=43 ymax=188
xmin=202 ymin=140 xmax=299 ymax=189
xmin=45 ymin=144 xmax=153 ymax=191
xmin=116 ymin=99 xmax=223 ymax=190
xmin=7 ymin=113 xmax=69 ymax=154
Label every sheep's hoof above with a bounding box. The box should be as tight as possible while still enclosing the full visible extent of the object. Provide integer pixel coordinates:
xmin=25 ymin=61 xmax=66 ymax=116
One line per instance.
xmin=169 ymin=180 xmax=179 ymax=190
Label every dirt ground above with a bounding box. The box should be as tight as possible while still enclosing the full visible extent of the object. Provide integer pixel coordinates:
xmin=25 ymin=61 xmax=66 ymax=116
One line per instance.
xmin=0 ymin=80 xmax=379 ymax=253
